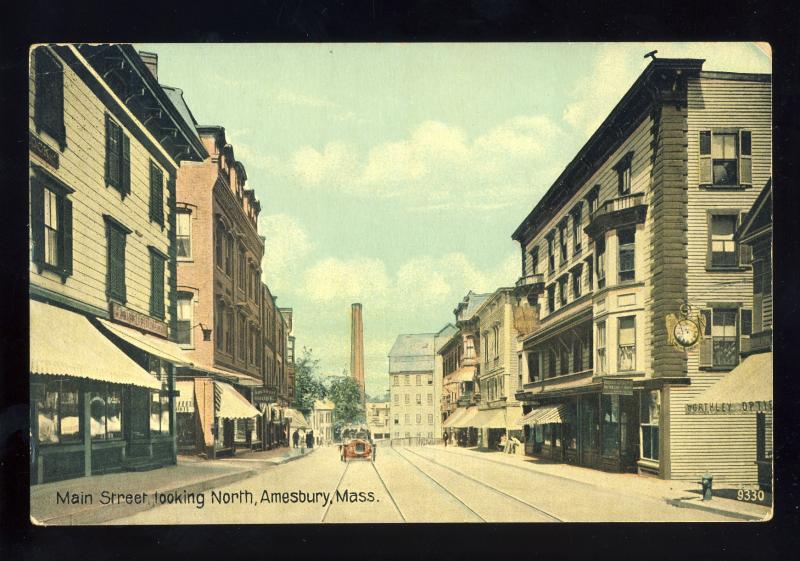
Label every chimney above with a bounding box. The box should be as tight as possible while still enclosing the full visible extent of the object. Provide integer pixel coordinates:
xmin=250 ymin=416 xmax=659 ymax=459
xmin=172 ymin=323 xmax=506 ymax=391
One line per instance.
xmin=139 ymin=51 xmax=158 ymax=81
xmin=350 ymin=303 xmax=365 ymax=401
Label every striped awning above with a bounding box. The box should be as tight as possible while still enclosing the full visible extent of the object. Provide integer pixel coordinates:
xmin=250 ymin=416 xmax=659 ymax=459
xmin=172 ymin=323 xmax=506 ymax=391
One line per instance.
xmin=30 ymin=300 xmax=161 ymax=390
xmin=215 ymin=382 xmax=260 ymax=419
xmin=521 ymin=405 xmax=569 ymax=425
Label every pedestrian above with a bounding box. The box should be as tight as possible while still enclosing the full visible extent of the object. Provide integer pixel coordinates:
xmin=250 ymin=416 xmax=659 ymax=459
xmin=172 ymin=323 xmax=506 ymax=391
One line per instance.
xmin=443 ymin=431 xmax=448 ymax=447
xmin=306 ymin=430 xmax=314 ymax=449
xmin=292 ymin=429 xmax=299 ymax=448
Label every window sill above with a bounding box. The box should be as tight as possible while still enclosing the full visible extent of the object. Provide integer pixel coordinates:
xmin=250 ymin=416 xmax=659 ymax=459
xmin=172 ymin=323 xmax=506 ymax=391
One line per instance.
xmin=698 ymin=366 xmax=737 ymax=372
xmin=177 ymin=257 xmax=194 ymax=263
xmin=698 ymin=184 xmax=751 ymax=191
xmin=706 ymin=266 xmax=749 ymax=273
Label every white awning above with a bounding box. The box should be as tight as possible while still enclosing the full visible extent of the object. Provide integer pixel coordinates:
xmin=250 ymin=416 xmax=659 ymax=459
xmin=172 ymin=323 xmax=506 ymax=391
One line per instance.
xmin=473 ymin=408 xmax=507 ymax=429
xmin=451 ymin=406 xmax=480 ymax=428
xmin=521 ymin=405 xmax=569 ymax=425
xmin=284 ymin=408 xmax=310 ymax=429
xmin=506 ymin=407 xmax=526 ymax=430
xmin=97 ymin=318 xmax=192 ymax=366
xmin=215 ymin=382 xmax=260 ymax=419
xmin=686 ymin=352 xmax=773 ymax=414
xmin=30 ymin=300 xmax=161 ymax=390
xmin=443 ymin=408 xmax=467 ymax=428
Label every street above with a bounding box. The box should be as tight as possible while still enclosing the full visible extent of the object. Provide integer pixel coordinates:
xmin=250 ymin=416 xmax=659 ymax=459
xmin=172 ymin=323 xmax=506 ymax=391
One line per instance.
xmin=110 ymin=445 xmax=736 ymax=523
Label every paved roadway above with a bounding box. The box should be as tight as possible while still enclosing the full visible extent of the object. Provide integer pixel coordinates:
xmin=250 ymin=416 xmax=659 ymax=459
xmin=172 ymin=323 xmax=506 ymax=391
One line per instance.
xmin=111 ymin=445 xmax=733 ymax=524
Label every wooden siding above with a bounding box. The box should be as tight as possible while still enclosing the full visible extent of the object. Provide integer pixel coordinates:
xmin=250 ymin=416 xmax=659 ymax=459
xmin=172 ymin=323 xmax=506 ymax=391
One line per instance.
xmin=29 ymin=49 xmax=173 ymax=325
xmin=666 ymin=75 xmax=771 ymax=484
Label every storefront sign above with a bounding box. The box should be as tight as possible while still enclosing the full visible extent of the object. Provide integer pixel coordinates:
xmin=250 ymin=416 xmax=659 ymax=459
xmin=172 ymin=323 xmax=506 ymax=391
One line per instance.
xmin=685 ymin=400 xmax=773 ymax=415
xmin=252 ymin=386 xmax=277 ymax=404
xmin=30 ymin=132 xmax=59 ymax=169
xmin=110 ymin=302 xmax=168 ymax=338
xmin=602 ymin=378 xmax=633 ymax=396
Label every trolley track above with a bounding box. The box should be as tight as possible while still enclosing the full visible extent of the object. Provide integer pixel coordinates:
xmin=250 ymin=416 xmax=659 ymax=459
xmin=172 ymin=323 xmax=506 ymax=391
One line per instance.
xmin=396 ymin=446 xmax=565 ymax=522
xmin=320 ymin=459 xmax=351 ymax=523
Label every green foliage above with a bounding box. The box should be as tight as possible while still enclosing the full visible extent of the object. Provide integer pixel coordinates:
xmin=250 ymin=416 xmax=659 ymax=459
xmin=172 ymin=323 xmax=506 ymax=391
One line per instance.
xmin=291 ymin=347 xmax=327 ymax=415
xmin=328 ymin=376 xmax=365 ymax=436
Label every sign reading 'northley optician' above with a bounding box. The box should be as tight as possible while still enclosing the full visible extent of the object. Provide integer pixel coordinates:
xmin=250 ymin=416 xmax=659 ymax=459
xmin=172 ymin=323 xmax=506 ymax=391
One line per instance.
xmin=685 ymin=400 xmax=774 ymax=415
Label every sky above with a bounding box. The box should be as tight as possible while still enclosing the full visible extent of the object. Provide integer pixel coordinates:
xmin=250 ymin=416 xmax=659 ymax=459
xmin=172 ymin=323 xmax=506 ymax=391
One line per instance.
xmin=137 ymin=42 xmax=770 ymax=396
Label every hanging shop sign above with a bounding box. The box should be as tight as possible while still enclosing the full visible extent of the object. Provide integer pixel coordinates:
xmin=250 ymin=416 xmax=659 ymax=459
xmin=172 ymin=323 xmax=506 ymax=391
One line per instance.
xmin=602 ymin=378 xmax=634 ymax=396
xmin=110 ymin=302 xmax=169 ymax=338
xmin=252 ymin=386 xmax=276 ymax=405
xmin=30 ymin=132 xmax=60 ymax=169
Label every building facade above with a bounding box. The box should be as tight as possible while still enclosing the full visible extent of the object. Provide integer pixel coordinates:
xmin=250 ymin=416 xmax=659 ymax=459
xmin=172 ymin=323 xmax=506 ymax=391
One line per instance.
xmin=366 ymin=401 xmax=391 ymax=440
xmin=389 ymin=328 xmax=453 ymax=442
xmin=173 ymin=118 xmax=264 ymax=458
xmin=311 ymin=399 xmax=335 ymax=446
xmin=513 ymin=58 xmax=771 ymax=485
xmin=29 ymin=45 xmax=206 ymax=483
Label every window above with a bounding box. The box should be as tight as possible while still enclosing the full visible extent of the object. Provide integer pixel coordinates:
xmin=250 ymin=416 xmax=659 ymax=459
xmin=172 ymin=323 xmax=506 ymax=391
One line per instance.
xmin=404 ymin=375 xmax=410 ymax=385
xmin=428 ymin=414 xmax=434 ymax=425
xmin=586 ymin=326 xmax=593 ymax=370
xmin=225 ymin=308 xmax=234 ymax=354
xmin=149 ymin=161 xmax=164 ymax=226
xmin=215 ymin=301 xmax=224 ymax=350
xmin=616 ymin=152 xmax=633 ymax=196
xmin=237 ymin=315 xmax=246 ymax=360
xmin=34 ymin=378 xmax=80 ymax=444
xmin=30 ymin=171 xmax=73 ymax=280
xmin=149 ymin=248 xmax=166 ymax=320
xmin=405 ymin=394 xmax=410 ymax=404
xmin=572 ymin=267 xmax=582 ymax=299
xmin=238 ymin=248 xmax=246 ymax=291
xmin=404 ymin=414 xmax=410 ymax=424
xmin=104 ymin=216 xmax=129 ymax=303
xmin=427 ymin=393 xmax=433 ymax=405
xmin=493 ymin=325 xmax=500 ymax=358
xmin=586 ymin=258 xmax=594 ymax=292
xmin=618 ymin=227 xmax=636 ymax=283
xmin=558 ymin=220 xmax=568 ymax=263
xmin=34 ymin=47 xmax=66 ymax=149
xmin=558 ymin=276 xmax=568 ymax=307
xmin=175 ymin=294 xmax=192 ymax=345
xmin=640 ymin=390 xmax=660 ymax=461
xmin=573 ymin=338 xmax=583 ymax=372
xmin=90 ymin=384 xmax=123 ymax=441
xmin=709 ymin=214 xmax=738 ymax=268
xmin=394 ymin=394 xmax=399 ymax=405
xmin=483 ymin=331 xmax=489 ymax=362
xmin=571 ymin=205 xmax=582 ymax=254
xmin=392 ymin=376 xmax=399 ymax=387
xmin=416 ymin=375 xmax=421 ymax=385
xmin=596 ymin=321 xmax=607 ymax=375
xmin=105 ymin=115 xmax=130 ymax=196
xmin=530 ymin=247 xmax=539 ymax=275
xmin=527 ymin=352 xmax=540 ymax=383
xmin=548 ymin=348 xmax=557 ymax=378
xmin=547 ymin=233 xmax=555 ymax=273
xmin=560 ymin=346 xmax=569 ymax=375
xmin=225 ymin=233 xmax=233 ymax=276
xmin=596 ymin=237 xmax=606 ymax=289
xmin=586 ymin=186 xmax=599 ymax=216
xmin=416 ymin=414 xmax=422 ymax=425
xmin=148 ymin=357 xmax=170 ymax=435
xmin=547 ymin=285 xmax=555 ymax=313
xmin=176 ymin=211 xmax=192 ymax=259
xmin=618 ymin=316 xmax=636 ymax=371
xmin=702 ymin=308 xmax=739 ymax=367
xmin=699 ymin=130 xmax=752 ymax=186
xmin=416 ymin=393 xmax=421 ymax=405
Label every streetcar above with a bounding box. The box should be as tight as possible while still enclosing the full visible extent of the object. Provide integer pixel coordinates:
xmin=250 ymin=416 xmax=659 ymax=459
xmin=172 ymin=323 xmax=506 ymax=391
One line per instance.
xmin=339 ymin=425 xmax=375 ymax=462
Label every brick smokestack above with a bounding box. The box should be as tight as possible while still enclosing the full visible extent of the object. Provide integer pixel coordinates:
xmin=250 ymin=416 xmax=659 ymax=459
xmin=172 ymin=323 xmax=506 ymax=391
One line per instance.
xmin=350 ymin=303 xmax=365 ymax=402
xmin=139 ymin=51 xmax=158 ymax=81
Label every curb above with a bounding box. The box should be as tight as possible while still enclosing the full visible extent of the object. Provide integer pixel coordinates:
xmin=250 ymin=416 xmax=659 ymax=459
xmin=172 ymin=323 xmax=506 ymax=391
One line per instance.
xmin=665 ymin=497 xmax=769 ymax=522
xmin=33 ymin=467 xmax=261 ymax=526
xmin=267 ymin=447 xmax=318 ymax=465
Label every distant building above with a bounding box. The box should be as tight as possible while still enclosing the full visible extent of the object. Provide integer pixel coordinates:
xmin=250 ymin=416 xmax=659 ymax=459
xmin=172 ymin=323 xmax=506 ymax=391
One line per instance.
xmin=366 ymin=401 xmax=391 ymax=440
xmin=312 ymin=399 xmax=335 ymax=445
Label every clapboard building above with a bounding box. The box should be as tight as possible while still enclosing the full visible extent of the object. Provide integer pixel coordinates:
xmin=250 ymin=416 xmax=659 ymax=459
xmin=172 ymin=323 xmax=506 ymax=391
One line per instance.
xmin=513 ymin=58 xmax=771 ymax=486
xmin=29 ymin=45 xmax=206 ymax=483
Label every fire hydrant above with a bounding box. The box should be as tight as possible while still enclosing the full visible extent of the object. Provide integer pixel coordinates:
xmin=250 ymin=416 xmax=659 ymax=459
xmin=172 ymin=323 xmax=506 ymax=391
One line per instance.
xmin=700 ymin=474 xmax=713 ymax=501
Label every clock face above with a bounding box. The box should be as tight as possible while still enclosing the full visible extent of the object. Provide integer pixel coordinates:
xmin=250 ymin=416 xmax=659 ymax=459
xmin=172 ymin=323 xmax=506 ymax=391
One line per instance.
xmin=673 ymin=319 xmax=699 ymax=347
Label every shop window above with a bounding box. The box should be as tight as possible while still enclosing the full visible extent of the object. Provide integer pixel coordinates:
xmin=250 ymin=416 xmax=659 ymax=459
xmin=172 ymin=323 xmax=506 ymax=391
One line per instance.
xmin=34 ymin=378 xmax=81 ymax=444
xmin=596 ymin=321 xmax=607 ymax=375
xmin=149 ymin=161 xmax=164 ymax=226
xmin=30 ymin=172 xmax=73 ymax=281
xmin=596 ymin=237 xmax=606 ymax=289
xmin=149 ymin=358 xmax=170 ymax=435
xmin=90 ymin=384 xmax=123 ymax=440
xmin=640 ymin=390 xmax=660 ymax=461
xmin=563 ymin=405 xmax=578 ymax=450
xmin=176 ymin=211 xmax=192 ymax=259
xmin=618 ymin=227 xmax=636 ymax=283
xmin=601 ymin=395 xmax=620 ymax=456
xmin=104 ymin=216 xmax=130 ymax=303
xmin=104 ymin=115 xmax=130 ymax=197
xmin=618 ymin=316 xmax=636 ymax=371
xmin=177 ymin=294 xmax=193 ymax=345
xmin=699 ymin=130 xmax=752 ymax=186
xmin=149 ymin=248 xmax=166 ymax=320
xmin=34 ymin=47 xmax=66 ymax=149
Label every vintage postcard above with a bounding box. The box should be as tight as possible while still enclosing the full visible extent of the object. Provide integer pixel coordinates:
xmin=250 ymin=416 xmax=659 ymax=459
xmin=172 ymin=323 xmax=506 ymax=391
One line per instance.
xmin=28 ymin=42 xmax=772 ymax=524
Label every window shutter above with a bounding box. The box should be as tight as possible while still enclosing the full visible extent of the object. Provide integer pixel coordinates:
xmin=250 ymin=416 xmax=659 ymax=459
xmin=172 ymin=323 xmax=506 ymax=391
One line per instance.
xmin=30 ymin=178 xmax=45 ymax=266
xmin=738 ymin=212 xmax=752 ymax=266
xmin=149 ymin=161 xmax=164 ymax=225
xmin=104 ymin=114 xmax=112 ymax=186
xmin=739 ymin=130 xmax=752 ymax=186
xmin=121 ymin=133 xmax=131 ymax=196
xmin=699 ymin=308 xmax=712 ymax=368
xmin=699 ymin=131 xmax=712 ymax=185
xmin=34 ymin=47 xmax=66 ymax=150
xmin=740 ymin=308 xmax=752 ymax=356
xmin=150 ymin=251 xmax=165 ymax=319
xmin=61 ymin=197 xmax=73 ymax=279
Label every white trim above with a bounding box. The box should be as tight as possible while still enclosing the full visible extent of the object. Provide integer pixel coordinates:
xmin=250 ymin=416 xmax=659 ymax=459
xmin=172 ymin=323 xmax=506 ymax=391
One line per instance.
xmin=66 ymin=45 xmax=178 ymax=170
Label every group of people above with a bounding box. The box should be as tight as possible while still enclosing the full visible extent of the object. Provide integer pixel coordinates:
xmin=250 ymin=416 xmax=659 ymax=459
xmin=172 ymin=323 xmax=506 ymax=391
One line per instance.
xmin=292 ymin=429 xmax=314 ymax=449
xmin=440 ymin=431 xmax=520 ymax=454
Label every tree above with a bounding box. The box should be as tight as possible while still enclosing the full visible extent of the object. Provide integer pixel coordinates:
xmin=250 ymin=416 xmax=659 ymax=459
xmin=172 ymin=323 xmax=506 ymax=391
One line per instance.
xmin=328 ymin=376 xmax=365 ymax=439
xmin=291 ymin=347 xmax=326 ymax=415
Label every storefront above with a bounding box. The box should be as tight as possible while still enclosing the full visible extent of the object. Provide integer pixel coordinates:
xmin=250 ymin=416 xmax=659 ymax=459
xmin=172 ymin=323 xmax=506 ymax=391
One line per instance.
xmin=30 ymin=300 xmax=178 ymax=484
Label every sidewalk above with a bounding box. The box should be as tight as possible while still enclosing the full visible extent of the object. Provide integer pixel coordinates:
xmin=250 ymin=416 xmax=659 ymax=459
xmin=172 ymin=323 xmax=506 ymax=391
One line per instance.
xmin=30 ymin=448 xmax=315 ymax=525
xmin=433 ymin=445 xmax=771 ymax=521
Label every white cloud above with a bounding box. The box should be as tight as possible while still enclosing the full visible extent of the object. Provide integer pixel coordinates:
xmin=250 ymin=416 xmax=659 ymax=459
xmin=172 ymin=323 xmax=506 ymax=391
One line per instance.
xmin=290 ymin=142 xmax=359 ymax=185
xmin=301 ymin=257 xmax=391 ymax=302
xmin=259 ymin=213 xmax=313 ymax=292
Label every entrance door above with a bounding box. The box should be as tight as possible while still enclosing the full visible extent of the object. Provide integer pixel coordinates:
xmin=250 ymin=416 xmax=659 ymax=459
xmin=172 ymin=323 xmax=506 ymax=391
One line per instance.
xmin=579 ymin=395 xmax=600 ymax=468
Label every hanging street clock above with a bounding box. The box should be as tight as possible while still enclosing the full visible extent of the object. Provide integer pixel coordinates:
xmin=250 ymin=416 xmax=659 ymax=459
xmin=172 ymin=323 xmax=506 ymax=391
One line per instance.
xmin=666 ymin=303 xmax=705 ymax=351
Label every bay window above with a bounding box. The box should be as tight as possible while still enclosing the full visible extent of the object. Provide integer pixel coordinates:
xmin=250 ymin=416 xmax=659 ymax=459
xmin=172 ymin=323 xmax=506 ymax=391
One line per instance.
xmin=596 ymin=237 xmax=606 ymax=289
xmin=618 ymin=227 xmax=635 ymax=283
xmin=617 ymin=316 xmax=636 ymax=371
xmin=596 ymin=321 xmax=607 ymax=375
